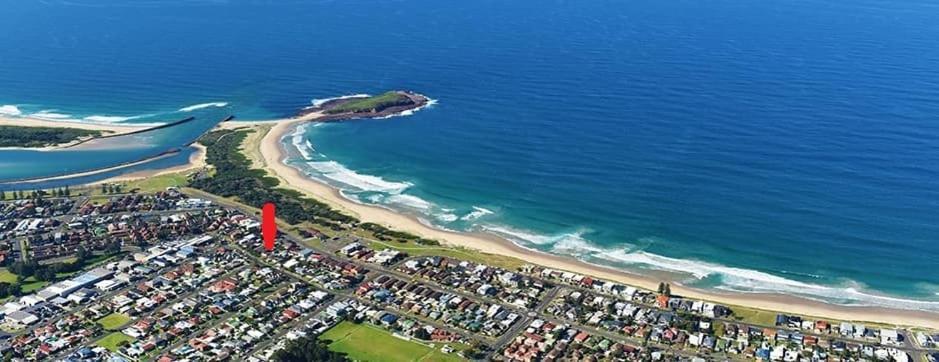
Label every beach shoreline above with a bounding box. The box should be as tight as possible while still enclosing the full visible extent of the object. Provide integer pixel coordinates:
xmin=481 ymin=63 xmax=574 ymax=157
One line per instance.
xmin=0 ymin=116 xmax=146 ymax=133
xmin=255 ymin=116 xmax=939 ymax=329
xmin=95 ymin=143 xmax=208 ymax=184
xmin=0 ymin=116 xmax=148 ymax=151
xmin=6 ymin=109 xmax=938 ymax=328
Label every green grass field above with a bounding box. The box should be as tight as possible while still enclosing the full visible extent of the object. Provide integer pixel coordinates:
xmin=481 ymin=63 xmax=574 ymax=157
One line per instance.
xmin=97 ymin=313 xmax=132 ymax=330
xmin=730 ymin=306 xmax=779 ymax=326
xmin=0 ymin=270 xmax=46 ymax=294
xmin=0 ymin=269 xmax=17 ymax=284
xmin=319 ymin=322 xmax=465 ymax=362
xmin=97 ymin=332 xmax=135 ymax=352
xmin=325 ymin=92 xmax=412 ymax=114
xmin=21 ymin=279 xmax=47 ymax=294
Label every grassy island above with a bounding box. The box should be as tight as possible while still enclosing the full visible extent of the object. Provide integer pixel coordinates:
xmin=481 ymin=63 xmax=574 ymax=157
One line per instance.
xmin=0 ymin=125 xmax=102 ymax=148
xmin=324 ymin=91 xmax=415 ymax=114
xmin=323 ymin=91 xmax=418 ymax=114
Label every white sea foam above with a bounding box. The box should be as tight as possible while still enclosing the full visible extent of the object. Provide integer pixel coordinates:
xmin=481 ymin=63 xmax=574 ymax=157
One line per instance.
xmin=178 ymin=102 xmax=228 ymax=112
xmin=461 ymin=206 xmax=494 ymax=221
xmin=482 ymin=225 xmax=591 ymax=247
xmin=83 ymin=115 xmax=133 ymax=123
xmin=385 ymin=194 xmax=434 ymax=210
xmin=310 ymin=94 xmax=371 ymax=108
xmin=587 ymin=248 xmax=939 ymax=311
xmin=478 ymin=223 xmax=939 ymax=311
xmin=82 ymin=113 xmax=156 ymax=123
xmin=30 ymin=111 xmax=73 ymax=120
xmin=374 ymin=96 xmax=438 ymax=119
xmin=304 ymin=160 xmax=412 ymax=194
xmin=0 ymin=105 xmax=22 ymax=116
xmin=290 ymin=124 xmax=316 ymax=159
xmin=436 ymin=209 xmax=459 ymax=223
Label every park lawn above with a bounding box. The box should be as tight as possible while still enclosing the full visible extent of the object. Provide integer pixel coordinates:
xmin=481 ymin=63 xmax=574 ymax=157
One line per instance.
xmin=20 ymin=279 xmax=47 ymax=294
xmin=97 ymin=313 xmax=132 ymax=330
xmin=320 ymin=322 xmax=464 ymax=362
xmin=88 ymin=173 xmax=189 ymax=201
xmin=125 ymin=173 xmax=189 ymax=192
xmin=0 ymin=269 xmax=18 ymax=284
xmin=730 ymin=306 xmax=778 ymax=326
xmin=97 ymin=332 xmax=135 ymax=352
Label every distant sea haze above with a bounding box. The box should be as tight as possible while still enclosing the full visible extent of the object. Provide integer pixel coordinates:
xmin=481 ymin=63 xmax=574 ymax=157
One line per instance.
xmin=1 ymin=0 xmax=939 ymax=310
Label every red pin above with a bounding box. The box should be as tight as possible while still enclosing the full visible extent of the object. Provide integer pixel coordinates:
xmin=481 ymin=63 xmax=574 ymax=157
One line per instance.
xmin=262 ymin=202 xmax=276 ymax=251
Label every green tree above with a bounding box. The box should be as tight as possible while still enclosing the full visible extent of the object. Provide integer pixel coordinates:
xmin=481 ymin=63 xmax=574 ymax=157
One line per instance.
xmin=271 ymin=335 xmax=347 ymax=362
xmin=35 ymin=268 xmax=56 ymax=282
xmin=76 ymin=247 xmax=91 ymax=262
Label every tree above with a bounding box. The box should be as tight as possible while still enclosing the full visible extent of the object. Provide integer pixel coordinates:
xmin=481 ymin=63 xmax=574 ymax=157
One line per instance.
xmin=413 ymin=327 xmax=431 ymax=340
xmin=64 ymin=185 xmax=70 ymax=197
xmin=106 ymin=241 xmax=122 ymax=254
xmin=0 ymin=190 xmax=5 ymax=201
xmin=35 ymin=268 xmax=56 ymax=282
xmin=101 ymin=184 xmax=108 ymax=194
xmin=663 ymin=283 xmax=671 ymax=297
xmin=76 ymin=247 xmax=91 ymax=262
xmin=271 ymin=335 xmax=347 ymax=362
xmin=658 ymin=282 xmax=666 ymax=294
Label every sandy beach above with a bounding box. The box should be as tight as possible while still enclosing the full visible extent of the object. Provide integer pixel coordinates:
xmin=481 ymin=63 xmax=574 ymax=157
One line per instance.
xmin=255 ymin=117 xmax=939 ymax=329
xmin=0 ymin=116 xmax=148 ymax=151
xmin=97 ymin=143 xmax=208 ymax=183
xmin=0 ymin=116 xmax=145 ymax=133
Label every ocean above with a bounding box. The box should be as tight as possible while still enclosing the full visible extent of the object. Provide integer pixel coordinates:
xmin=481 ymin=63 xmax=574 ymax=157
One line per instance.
xmin=2 ymin=0 xmax=938 ymax=310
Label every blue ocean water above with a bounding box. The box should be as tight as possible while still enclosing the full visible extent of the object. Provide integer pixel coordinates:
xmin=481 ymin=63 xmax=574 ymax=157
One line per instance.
xmin=1 ymin=0 xmax=938 ymax=310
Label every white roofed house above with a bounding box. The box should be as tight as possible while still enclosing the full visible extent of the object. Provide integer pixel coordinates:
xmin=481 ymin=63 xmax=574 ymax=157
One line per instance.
xmin=5 ymin=310 xmax=38 ymax=327
xmin=880 ymin=329 xmax=900 ymax=345
xmin=839 ymin=322 xmax=854 ymax=336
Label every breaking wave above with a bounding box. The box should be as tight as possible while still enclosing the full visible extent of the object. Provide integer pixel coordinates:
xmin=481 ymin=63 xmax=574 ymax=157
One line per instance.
xmin=0 ymin=105 xmax=22 ymax=116
xmin=386 ymin=194 xmax=434 ymax=210
xmin=0 ymin=104 xmax=159 ymax=126
xmin=290 ymin=124 xmax=316 ymax=159
xmin=482 ymin=225 xmax=593 ymax=247
xmin=178 ymin=102 xmax=228 ymax=112
xmin=31 ymin=111 xmax=73 ymax=120
xmin=303 ymin=160 xmax=412 ymax=194
xmin=461 ymin=206 xmax=494 ymax=221
xmin=535 ymin=232 xmax=939 ymax=311
xmin=310 ymin=94 xmax=370 ymax=108
xmin=374 ymin=97 xmax=439 ymax=119
xmin=436 ymin=210 xmax=459 ymax=223
xmin=83 ymin=113 xmax=156 ymax=123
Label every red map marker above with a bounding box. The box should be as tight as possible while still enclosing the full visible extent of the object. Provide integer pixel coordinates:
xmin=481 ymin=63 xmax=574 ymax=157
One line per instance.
xmin=262 ymin=202 xmax=276 ymax=251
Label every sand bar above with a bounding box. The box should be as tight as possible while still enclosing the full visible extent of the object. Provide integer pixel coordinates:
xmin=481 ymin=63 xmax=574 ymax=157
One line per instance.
xmin=0 ymin=116 xmax=149 ymax=151
xmin=0 ymin=116 xmax=146 ymax=133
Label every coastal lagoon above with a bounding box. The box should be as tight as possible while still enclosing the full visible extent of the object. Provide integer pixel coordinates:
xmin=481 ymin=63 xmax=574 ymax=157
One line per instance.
xmin=2 ymin=0 xmax=939 ymax=310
